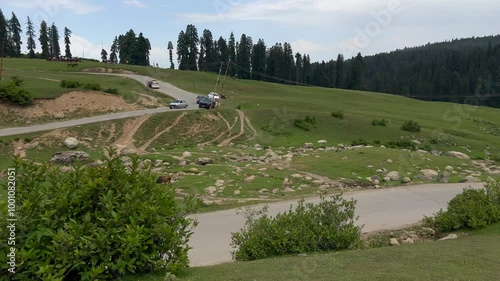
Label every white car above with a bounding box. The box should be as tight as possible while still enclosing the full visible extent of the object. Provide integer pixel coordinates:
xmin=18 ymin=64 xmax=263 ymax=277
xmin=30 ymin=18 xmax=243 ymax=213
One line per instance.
xmin=169 ymin=99 xmax=188 ymax=109
xmin=147 ymin=80 xmax=160 ymax=89
xmin=208 ymin=92 xmax=220 ymax=101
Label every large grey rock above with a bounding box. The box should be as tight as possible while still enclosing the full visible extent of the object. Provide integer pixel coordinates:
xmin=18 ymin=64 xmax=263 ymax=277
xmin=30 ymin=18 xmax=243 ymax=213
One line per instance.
xmin=182 ymin=151 xmax=193 ymax=158
xmin=63 ymin=137 xmax=79 ymax=149
xmin=196 ymin=157 xmax=213 ymax=165
xmin=50 ymin=151 xmax=90 ymax=164
xmin=24 ymin=141 xmax=40 ymax=150
xmin=445 ymin=151 xmax=470 ymax=160
xmin=386 ymin=171 xmax=400 ymax=181
xmin=389 ymin=238 xmax=400 ymax=246
xmin=420 ymin=169 xmax=439 ymax=178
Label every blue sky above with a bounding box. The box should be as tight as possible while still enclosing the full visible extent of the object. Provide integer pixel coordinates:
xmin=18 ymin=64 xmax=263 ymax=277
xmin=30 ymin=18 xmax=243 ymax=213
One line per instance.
xmin=2 ymin=0 xmax=500 ymax=68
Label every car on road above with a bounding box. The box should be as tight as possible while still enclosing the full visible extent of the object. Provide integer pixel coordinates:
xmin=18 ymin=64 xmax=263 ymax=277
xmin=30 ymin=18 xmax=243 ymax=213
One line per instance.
xmin=169 ymin=99 xmax=188 ymax=109
xmin=146 ymin=80 xmax=160 ymax=89
xmin=198 ymin=96 xmax=215 ymax=109
xmin=208 ymin=92 xmax=220 ymax=101
xmin=196 ymin=95 xmax=205 ymax=104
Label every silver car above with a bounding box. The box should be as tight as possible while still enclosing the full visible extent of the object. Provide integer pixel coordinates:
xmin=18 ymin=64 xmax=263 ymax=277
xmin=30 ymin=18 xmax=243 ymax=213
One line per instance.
xmin=169 ymin=99 xmax=188 ymax=109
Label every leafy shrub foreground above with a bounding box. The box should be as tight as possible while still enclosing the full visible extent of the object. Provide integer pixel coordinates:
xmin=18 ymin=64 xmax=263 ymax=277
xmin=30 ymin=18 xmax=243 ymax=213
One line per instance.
xmin=422 ymin=182 xmax=500 ymax=233
xmin=400 ymin=120 xmax=421 ymax=132
xmin=231 ymin=195 xmax=362 ymax=261
xmin=0 ymin=150 xmax=199 ymax=280
xmin=0 ymin=76 xmax=33 ymax=106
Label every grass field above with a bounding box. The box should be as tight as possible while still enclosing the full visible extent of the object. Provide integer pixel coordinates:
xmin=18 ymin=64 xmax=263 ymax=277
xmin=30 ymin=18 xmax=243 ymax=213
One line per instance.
xmin=124 ymin=222 xmax=500 ymax=281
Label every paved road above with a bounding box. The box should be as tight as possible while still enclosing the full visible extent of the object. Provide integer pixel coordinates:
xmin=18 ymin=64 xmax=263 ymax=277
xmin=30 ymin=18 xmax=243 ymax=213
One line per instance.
xmin=188 ymin=182 xmax=484 ymax=267
xmin=0 ymin=73 xmax=200 ymax=137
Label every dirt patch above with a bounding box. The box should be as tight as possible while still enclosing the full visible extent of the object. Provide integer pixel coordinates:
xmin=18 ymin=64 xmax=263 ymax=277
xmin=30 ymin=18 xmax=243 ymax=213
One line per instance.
xmin=0 ymin=91 xmax=136 ymax=121
xmin=133 ymin=92 xmax=161 ymax=107
xmin=12 ymin=139 xmax=26 ymax=158
xmin=219 ymin=110 xmax=245 ymax=146
xmin=139 ymin=113 xmax=187 ymax=151
xmin=81 ymin=67 xmax=138 ymax=75
xmin=113 ymin=115 xmax=151 ymax=151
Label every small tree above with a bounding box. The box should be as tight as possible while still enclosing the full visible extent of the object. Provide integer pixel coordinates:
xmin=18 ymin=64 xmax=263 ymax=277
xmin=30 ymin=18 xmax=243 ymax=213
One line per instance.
xmin=64 ymin=27 xmax=72 ymax=58
xmin=101 ymin=48 xmax=108 ymax=62
xmin=25 ymin=17 xmax=36 ymax=58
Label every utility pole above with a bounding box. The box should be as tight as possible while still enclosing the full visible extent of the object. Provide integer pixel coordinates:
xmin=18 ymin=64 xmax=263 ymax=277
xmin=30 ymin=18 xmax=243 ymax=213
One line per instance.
xmin=221 ymin=59 xmax=231 ymax=91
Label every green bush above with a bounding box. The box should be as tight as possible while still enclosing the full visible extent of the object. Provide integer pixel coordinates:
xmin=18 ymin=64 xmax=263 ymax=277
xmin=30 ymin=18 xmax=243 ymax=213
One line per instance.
xmin=60 ymin=80 xmax=83 ymax=88
xmin=230 ymin=195 xmax=362 ymax=261
xmin=352 ymin=139 xmax=368 ymax=146
xmin=83 ymin=82 xmax=102 ymax=91
xmin=385 ymin=139 xmax=415 ymax=150
xmin=331 ymin=110 xmax=344 ymax=119
xmin=0 ymin=149 xmax=199 ymax=280
xmin=0 ymin=76 xmax=34 ymax=106
xmin=422 ymin=182 xmax=500 ymax=233
xmin=103 ymin=88 xmax=119 ymax=94
xmin=261 ymin=125 xmax=292 ymax=137
xmin=401 ymin=120 xmax=421 ymax=132
xmin=372 ymin=118 xmax=387 ymax=126
xmin=294 ymin=116 xmax=317 ymax=132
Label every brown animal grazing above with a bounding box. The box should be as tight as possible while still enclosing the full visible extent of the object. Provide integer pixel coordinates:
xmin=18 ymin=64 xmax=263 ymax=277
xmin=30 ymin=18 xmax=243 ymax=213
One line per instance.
xmin=156 ymin=175 xmax=172 ymax=184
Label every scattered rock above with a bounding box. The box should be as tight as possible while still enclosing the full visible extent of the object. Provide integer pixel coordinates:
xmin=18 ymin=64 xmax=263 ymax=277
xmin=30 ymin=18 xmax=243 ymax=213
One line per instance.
xmin=439 ymin=234 xmax=458 ymax=241
xmin=259 ymin=188 xmax=269 ymax=194
xmin=291 ymin=174 xmax=302 ymax=178
xmin=272 ymin=188 xmax=280 ymax=194
xmin=215 ymin=179 xmax=225 ymax=187
xmin=386 ymin=159 xmax=394 ymax=164
xmin=487 ymin=176 xmax=497 ymax=183
xmin=445 ymin=151 xmax=470 ymax=160
xmin=373 ymin=179 xmax=380 ymax=185
xmin=50 ymin=151 xmax=90 ymax=164
xmin=234 ymin=190 xmax=241 ymax=195
xmin=445 ymin=166 xmax=454 ymax=172
xmin=182 ymin=151 xmax=192 ymax=158
xmin=317 ymin=140 xmax=327 ymax=146
xmin=234 ymin=167 xmax=243 ymax=174
xmin=304 ymin=143 xmax=313 ymax=149
xmin=402 ymin=238 xmax=414 ymax=244
xmin=24 ymin=141 xmax=40 ymax=150
xmin=63 ymin=137 xmax=79 ymax=149
xmin=386 ymin=171 xmax=400 ymax=181
xmin=389 ymin=238 xmax=400 ymax=246
xmin=420 ymin=169 xmax=439 ymax=179
xmin=463 ymin=175 xmax=481 ymax=183
xmin=283 ymin=187 xmax=295 ymax=193
xmin=403 ymin=177 xmax=411 ymax=183
xmin=204 ymin=186 xmax=217 ymax=194
xmin=383 ymin=176 xmax=391 ymax=182
xmin=244 ymin=175 xmax=256 ymax=183
xmin=196 ymin=157 xmax=213 ymax=165
xmin=412 ymin=140 xmax=422 ymax=145
xmin=438 ymin=172 xmax=450 ymax=183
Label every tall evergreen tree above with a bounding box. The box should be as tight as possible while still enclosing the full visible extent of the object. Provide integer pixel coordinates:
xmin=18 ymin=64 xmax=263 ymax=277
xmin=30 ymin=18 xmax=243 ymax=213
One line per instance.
xmin=185 ymin=24 xmax=199 ymax=71
xmin=133 ymin=32 xmax=151 ymax=66
xmin=176 ymin=30 xmax=188 ymax=70
xmin=167 ymin=41 xmax=174 ymax=69
xmin=118 ymin=29 xmax=136 ymax=64
xmin=50 ymin=23 xmax=60 ymax=57
xmin=25 ymin=17 xmax=36 ymax=58
xmin=0 ymin=9 xmax=7 ymax=57
xmin=64 ymin=27 xmax=72 ymax=58
xmin=295 ymin=52 xmax=303 ymax=84
xmin=251 ymin=39 xmax=266 ymax=80
xmin=228 ymin=32 xmax=236 ymax=76
xmin=335 ymin=54 xmax=344 ymax=88
xmin=38 ymin=21 xmax=49 ymax=59
xmin=199 ymin=29 xmax=216 ymax=72
xmin=101 ymin=48 xmax=108 ymax=62
xmin=217 ymin=36 xmax=229 ymax=73
xmin=109 ymin=36 xmax=118 ymax=63
xmin=302 ymin=54 xmax=311 ymax=84
xmin=8 ymin=12 xmax=22 ymax=57
xmin=346 ymin=52 xmax=364 ymax=89
xmin=237 ymin=34 xmax=252 ymax=79
xmin=283 ymin=42 xmax=294 ymax=83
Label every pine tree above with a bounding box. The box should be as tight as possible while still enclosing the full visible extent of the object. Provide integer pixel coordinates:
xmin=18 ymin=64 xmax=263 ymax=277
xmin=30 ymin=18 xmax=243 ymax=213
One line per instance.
xmin=109 ymin=36 xmax=118 ymax=63
xmin=0 ymin=9 xmax=7 ymax=57
xmin=64 ymin=27 xmax=72 ymax=58
xmin=39 ymin=21 xmax=49 ymax=59
xmin=167 ymin=41 xmax=174 ymax=69
xmin=185 ymin=24 xmax=199 ymax=71
xmin=237 ymin=34 xmax=252 ymax=79
xmin=251 ymin=39 xmax=266 ymax=80
xmin=176 ymin=30 xmax=188 ymax=70
xmin=228 ymin=32 xmax=236 ymax=76
xmin=283 ymin=42 xmax=294 ymax=83
xmin=295 ymin=52 xmax=303 ymax=84
xmin=217 ymin=36 xmax=229 ymax=73
xmin=335 ymin=54 xmax=344 ymax=88
xmin=26 ymin=17 xmax=36 ymax=58
xmin=101 ymin=49 xmax=108 ymax=62
xmin=8 ymin=12 xmax=22 ymax=57
xmin=200 ymin=29 xmax=215 ymax=72
xmin=50 ymin=23 xmax=61 ymax=58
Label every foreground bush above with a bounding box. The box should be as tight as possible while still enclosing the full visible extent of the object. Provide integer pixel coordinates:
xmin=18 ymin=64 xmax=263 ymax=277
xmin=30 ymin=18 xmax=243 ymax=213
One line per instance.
xmin=331 ymin=110 xmax=344 ymax=119
xmin=422 ymin=182 xmax=500 ymax=232
xmin=372 ymin=118 xmax=387 ymax=126
xmin=0 ymin=76 xmax=33 ymax=106
xmin=231 ymin=195 xmax=362 ymax=261
xmin=84 ymin=82 xmax=102 ymax=91
xmin=0 ymin=149 xmax=199 ymax=280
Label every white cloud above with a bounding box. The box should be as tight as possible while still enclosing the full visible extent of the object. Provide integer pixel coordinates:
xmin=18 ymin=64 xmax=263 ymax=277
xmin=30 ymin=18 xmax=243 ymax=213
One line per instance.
xmin=68 ymin=34 xmax=103 ymax=59
xmin=123 ymin=0 xmax=147 ymax=8
xmin=8 ymin=0 xmax=104 ymax=15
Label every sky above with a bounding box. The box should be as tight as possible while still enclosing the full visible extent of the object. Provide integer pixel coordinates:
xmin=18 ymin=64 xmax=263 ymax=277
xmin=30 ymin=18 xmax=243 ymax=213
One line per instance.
xmin=2 ymin=0 xmax=500 ymax=68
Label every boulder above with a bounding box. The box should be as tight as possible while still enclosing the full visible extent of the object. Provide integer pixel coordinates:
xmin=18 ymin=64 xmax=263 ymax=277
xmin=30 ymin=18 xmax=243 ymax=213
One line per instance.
xmin=420 ymin=169 xmax=439 ymax=178
xmin=444 ymin=166 xmax=454 ymax=172
xmin=389 ymin=238 xmax=400 ymax=246
xmin=403 ymin=177 xmax=411 ymax=183
xmin=63 ymin=137 xmax=79 ymax=149
xmin=24 ymin=141 xmax=40 ymax=150
xmin=464 ymin=175 xmax=481 ymax=183
xmin=244 ymin=175 xmax=256 ymax=183
xmin=234 ymin=190 xmax=241 ymax=195
xmin=304 ymin=143 xmax=313 ymax=149
xmin=317 ymin=140 xmax=327 ymax=146
xmin=383 ymin=176 xmax=391 ymax=182
xmin=439 ymin=234 xmax=458 ymax=241
xmin=445 ymin=151 xmax=470 ymax=160
xmin=196 ymin=157 xmax=213 ymax=165
xmin=182 ymin=151 xmax=193 ymax=158
xmin=204 ymin=186 xmax=217 ymax=195
xmin=386 ymin=171 xmax=400 ymax=181
xmin=283 ymin=187 xmax=295 ymax=193
xmin=50 ymin=151 xmax=90 ymax=164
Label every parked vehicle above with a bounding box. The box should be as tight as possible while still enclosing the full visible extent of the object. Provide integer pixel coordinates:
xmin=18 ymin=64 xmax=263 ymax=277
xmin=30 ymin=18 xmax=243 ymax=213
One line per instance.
xmin=169 ymin=99 xmax=188 ymax=109
xmin=196 ymin=95 xmax=205 ymax=104
xmin=208 ymin=92 xmax=220 ymax=101
xmin=146 ymin=80 xmax=160 ymax=89
xmin=198 ymin=96 xmax=215 ymax=109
